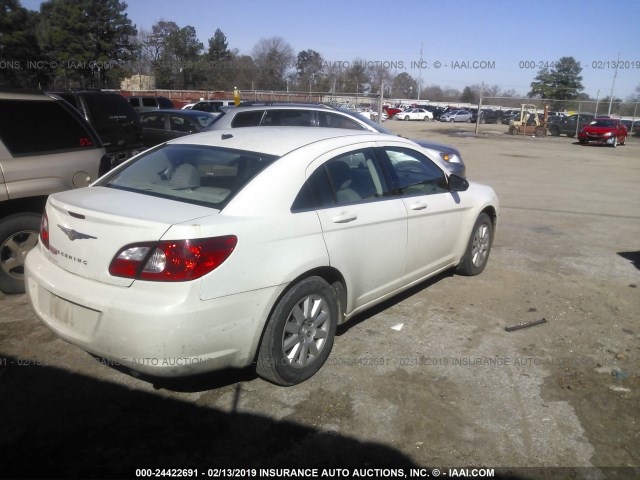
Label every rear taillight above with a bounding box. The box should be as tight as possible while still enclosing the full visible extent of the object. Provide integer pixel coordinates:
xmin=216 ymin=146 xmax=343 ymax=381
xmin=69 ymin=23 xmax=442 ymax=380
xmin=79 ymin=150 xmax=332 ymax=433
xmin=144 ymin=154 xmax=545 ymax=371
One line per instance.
xmin=109 ymin=236 xmax=237 ymax=282
xmin=40 ymin=212 xmax=49 ymax=250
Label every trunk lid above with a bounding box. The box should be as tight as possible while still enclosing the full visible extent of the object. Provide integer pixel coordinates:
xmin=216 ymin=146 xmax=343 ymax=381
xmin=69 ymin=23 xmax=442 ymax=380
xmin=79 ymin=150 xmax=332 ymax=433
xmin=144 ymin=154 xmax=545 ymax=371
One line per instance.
xmin=44 ymin=186 xmax=217 ymax=286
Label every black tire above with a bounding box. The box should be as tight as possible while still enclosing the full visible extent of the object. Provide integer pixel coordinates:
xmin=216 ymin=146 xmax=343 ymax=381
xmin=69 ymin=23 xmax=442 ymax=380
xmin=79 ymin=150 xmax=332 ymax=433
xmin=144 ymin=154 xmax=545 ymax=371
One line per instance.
xmin=256 ymin=276 xmax=338 ymax=386
xmin=457 ymin=213 xmax=493 ymax=276
xmin=404 ymin=115 xmax=410 ymax=121
xmin=0 ymin=213 xmax=41 ymax=294
xmin=550 ymin=125 xmax=560 ymax=136
xmin=567 ymin=133 xmax=575 ymax=138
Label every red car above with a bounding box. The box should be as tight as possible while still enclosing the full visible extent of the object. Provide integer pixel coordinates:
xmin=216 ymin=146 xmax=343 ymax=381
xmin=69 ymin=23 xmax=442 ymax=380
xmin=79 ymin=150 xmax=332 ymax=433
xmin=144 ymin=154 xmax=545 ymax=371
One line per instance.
xmin=578 ymin=118 xmax=628 ymax=147
xmin=383 ymin=106 xmax=404 ymax=119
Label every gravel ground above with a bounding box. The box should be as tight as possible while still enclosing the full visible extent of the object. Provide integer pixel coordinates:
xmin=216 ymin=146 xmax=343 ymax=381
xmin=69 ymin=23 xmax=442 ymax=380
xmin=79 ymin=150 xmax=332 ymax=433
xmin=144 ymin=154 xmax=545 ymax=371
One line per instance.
xmin=1 ymin=120 xmax=639 ymax=479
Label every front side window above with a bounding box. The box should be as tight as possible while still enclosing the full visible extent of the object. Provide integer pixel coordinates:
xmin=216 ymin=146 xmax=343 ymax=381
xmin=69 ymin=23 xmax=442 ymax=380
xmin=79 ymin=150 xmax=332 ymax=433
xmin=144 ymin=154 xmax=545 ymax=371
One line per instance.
xmin=170 ymin=116 xmax=198 ymax=133
xmin=100 ymin=144 xmax=278 ymax=208
xmin=318 ymin=112 xmax=366 ymax=130
xmin=262 ymin=110 xmax=313 ymax=127
xmin=381 ymin=147 xmax=448 ymax=196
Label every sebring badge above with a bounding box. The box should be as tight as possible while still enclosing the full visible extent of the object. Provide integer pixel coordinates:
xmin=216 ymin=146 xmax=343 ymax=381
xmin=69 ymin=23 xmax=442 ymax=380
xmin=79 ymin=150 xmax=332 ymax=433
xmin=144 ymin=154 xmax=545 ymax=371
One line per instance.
xmin=57 ymin=225 xmax=97 ymax=241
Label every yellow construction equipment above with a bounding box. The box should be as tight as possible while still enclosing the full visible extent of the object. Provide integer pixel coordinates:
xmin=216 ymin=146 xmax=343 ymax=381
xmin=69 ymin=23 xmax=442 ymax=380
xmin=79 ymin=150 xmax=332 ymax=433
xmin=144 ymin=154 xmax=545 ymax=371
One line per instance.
xmin=508 ymin=104 xmax=548 ymax=136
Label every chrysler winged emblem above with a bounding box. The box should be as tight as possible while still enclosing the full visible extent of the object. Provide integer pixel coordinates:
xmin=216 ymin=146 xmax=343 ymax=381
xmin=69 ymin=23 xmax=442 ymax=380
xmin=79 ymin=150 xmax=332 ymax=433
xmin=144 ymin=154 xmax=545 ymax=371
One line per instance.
xmin=57 ymin=225 xmax=97 ymax=241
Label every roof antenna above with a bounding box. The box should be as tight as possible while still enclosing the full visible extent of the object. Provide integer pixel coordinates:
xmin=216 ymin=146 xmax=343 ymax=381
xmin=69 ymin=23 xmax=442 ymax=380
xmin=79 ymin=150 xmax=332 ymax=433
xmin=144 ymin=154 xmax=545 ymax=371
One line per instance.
xmin=221 ymin=133 xmax=233 ymax=140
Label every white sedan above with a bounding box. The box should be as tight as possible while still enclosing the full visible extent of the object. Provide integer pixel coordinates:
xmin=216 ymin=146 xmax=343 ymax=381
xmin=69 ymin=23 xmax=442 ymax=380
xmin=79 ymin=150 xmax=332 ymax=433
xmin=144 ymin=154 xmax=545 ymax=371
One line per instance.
xmin=395 ymin=108 xmax=433 ymax=121
xmin=25 ymin=127 xmax=499 ymax=386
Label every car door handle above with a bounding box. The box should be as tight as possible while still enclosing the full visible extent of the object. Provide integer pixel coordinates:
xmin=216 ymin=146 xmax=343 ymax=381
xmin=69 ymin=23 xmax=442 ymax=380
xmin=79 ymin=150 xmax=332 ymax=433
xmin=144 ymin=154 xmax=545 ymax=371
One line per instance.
xmin=408 ymin=201 xmax=428 ymax=210
xmin=331 ymin=212 xmax=358 ymax=223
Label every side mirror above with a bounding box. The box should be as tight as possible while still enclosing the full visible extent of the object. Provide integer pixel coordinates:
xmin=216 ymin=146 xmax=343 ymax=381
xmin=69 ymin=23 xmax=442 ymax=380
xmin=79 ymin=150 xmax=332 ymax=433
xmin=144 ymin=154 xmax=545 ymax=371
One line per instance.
xmin=449 ymin=174 xmax=469 ymax=192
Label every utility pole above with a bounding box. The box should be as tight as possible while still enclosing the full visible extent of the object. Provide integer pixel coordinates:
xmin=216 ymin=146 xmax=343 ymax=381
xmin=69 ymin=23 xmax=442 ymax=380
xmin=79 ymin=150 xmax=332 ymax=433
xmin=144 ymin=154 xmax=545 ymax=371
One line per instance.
xmin=377 ymin=81 xmax=384 ymax=125
xmin=475 ymin=82 xmax=484 ymax=134
xmin=608 ymin=52 xmax=620 ymax=115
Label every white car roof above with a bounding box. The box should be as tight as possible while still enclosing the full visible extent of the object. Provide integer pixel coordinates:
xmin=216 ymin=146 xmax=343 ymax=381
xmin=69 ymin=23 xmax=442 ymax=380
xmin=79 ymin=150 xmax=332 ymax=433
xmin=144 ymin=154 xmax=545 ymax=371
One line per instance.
xmin=167 ymin=126 xmax=394 ymax=157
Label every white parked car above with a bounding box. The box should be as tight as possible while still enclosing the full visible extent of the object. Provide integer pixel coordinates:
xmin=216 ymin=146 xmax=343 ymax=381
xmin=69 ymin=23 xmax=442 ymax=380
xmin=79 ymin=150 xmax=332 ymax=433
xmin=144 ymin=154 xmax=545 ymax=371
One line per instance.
xmin=25 ymin=127 xmax=499 ymax=386
xmin=395 ymin=108 xmax=433 ymax=121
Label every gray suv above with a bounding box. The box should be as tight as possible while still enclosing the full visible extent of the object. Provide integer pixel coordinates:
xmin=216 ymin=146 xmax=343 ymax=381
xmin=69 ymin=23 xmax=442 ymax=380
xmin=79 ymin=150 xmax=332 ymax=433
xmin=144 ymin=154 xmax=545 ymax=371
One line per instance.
xmin=0 ymin=90 xmax=106 ymax=293
xmin=207 ymin=104 xmax=466 ymax=177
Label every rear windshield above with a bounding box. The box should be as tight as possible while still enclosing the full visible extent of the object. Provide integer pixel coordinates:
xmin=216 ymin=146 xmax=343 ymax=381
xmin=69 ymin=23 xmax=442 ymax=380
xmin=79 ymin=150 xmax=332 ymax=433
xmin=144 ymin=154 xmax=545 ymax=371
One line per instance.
xmin=83 ymin=93 xmax=138 ymax=128
xmin=0 ymin=99 xmax=98 ymax=156
xmin=99 ymin=144 xmax=278 ymax=208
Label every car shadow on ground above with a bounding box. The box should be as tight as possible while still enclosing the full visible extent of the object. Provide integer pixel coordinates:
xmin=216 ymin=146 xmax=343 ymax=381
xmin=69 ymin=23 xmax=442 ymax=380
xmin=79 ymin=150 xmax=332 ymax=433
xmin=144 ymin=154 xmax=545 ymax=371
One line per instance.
xmin=92 ymin=269 xmax=458 ymax=394
xmin=1 ymin=355 xmax=423 ymax=477
xmin=617 ymin=251 xmax=640 ymax=270
xmin=337 ymin=269 xmax=456 ymax=336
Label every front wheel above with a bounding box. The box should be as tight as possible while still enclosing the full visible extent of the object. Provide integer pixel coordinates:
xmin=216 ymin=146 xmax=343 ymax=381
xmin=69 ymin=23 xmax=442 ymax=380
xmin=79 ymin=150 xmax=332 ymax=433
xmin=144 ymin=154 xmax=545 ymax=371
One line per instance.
xmin=0 ymin=213 xmax=41 ymax=294
xmin=610 ymin=136 xmax=618 ymax=147
xmin=457 ymin=213 xmax=493 ymax=276
xmin=404 ymin=116 xmax=410 ymax=121
xmin=256 ymin=276 xmax=338 ymax=386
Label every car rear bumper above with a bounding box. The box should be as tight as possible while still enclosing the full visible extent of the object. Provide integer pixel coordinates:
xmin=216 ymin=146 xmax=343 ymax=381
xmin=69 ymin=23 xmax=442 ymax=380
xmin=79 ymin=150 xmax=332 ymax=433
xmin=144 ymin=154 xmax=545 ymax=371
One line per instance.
xmin=25 ymin=245 xmax=280 ymax=377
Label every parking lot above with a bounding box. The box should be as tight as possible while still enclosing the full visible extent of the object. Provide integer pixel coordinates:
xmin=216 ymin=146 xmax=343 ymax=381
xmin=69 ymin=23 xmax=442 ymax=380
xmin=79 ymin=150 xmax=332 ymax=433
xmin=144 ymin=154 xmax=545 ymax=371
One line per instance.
xmin=1 ymin=121 xmax=639 ymax=478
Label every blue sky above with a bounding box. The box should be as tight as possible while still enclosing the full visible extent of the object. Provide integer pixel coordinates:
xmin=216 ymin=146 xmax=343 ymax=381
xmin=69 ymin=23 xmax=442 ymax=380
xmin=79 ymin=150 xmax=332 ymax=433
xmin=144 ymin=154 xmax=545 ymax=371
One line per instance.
xmin=20 ymin=0 xmax=640 ymax=99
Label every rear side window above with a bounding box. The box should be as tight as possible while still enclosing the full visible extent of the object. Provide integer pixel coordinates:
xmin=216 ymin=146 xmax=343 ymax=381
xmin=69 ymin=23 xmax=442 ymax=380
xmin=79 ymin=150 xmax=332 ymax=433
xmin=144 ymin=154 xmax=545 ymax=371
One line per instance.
xmin=0 ymin=99 xmax=97 ymax=156
xmin=230 ymin=111 xmax=264 ymax=128
xmin=142 ymin=98 xmax=157 ymax=107
xmin=140 ymin=114 xmax=165 ymax=129
xmin=83 ymin=94 xmax=138 ymax=128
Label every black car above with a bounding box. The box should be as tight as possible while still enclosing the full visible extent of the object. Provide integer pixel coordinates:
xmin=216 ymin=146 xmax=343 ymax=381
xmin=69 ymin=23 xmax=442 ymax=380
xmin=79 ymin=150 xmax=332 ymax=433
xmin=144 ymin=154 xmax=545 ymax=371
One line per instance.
xmin=474 ymin=109 xmax=506 ymax=124
xmin=48 ymin=90 xmax=143 ymax=171
xmin=139 ymin=109 xmax=219 ymax=147
xmin=548 ymin=113 xmax=595 ymax=137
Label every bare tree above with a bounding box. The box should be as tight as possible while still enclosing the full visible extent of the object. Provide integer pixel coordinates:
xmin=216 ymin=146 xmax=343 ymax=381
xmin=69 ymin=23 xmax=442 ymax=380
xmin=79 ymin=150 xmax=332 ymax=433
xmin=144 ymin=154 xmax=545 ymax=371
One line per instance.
xmin=252 ymin=37 xmax=295 ymax=89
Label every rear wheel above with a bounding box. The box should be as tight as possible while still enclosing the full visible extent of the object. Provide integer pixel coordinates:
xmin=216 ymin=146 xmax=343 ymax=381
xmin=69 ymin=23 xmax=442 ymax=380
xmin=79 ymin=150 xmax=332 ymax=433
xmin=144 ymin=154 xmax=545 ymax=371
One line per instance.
xmin=256 ymin=276 xmax=338 ymax=386
xmin=549 ymin=125 xmax=560 ymax=136
xmin=457 ymin=213 xmax=493 ymax=276
xmin=0 ymin=213 xmax=41 ymax=294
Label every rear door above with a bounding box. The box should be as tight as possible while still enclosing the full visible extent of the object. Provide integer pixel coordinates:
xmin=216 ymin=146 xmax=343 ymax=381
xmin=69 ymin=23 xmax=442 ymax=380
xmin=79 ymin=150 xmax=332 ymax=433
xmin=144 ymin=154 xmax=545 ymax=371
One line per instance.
xmin=295 ymin=145 xmax=407 ymax=311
